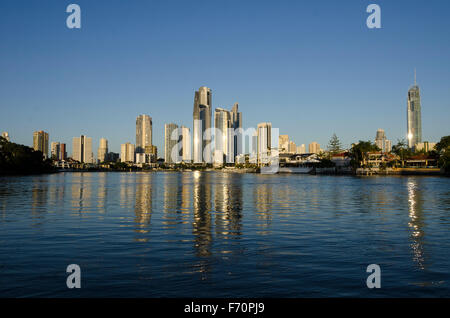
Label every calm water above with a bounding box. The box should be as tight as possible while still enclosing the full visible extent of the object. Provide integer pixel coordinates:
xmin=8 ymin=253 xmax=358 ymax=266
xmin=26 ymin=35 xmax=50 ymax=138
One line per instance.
xmin=0 ymin=172 xmax=449 ymax=297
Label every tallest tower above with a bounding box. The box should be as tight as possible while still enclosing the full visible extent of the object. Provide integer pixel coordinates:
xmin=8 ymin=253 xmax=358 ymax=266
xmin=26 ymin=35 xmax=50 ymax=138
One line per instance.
xmin=193 ymin=86 xmax=212 ymax=163
xmin=407 ymin=70 xmax=422 ymax=149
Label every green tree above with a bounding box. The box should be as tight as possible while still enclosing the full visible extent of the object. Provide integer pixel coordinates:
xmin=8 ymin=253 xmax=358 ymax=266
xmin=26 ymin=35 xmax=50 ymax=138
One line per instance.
xmin=0 ymin=136 xmax=55 ymax=175
xmin=327 ymin=133 xmax=343 ymax=155
xmin=349 ymin=140 xmax=380 ymax=168
xmin=436 ymin=136 xmax=450 ymax=174
xmin=391 ymin=139 xmax=412 ymax=162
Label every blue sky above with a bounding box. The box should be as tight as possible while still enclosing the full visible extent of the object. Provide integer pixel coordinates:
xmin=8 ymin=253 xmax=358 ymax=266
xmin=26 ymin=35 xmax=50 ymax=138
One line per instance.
xmin=1 ymin=0 xmax=449 ymax=155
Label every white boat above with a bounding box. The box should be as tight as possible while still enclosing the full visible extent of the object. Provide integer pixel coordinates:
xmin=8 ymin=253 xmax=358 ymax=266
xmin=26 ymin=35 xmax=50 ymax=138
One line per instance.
xmin=278 ymin=166 xmax=313 ymax=174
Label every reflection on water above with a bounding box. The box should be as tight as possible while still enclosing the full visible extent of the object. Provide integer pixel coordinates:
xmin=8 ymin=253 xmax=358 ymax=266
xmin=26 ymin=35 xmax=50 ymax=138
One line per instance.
xmin=0 ymin=172 xmax=450 ymax=297
xmin=407 ymin=179 xmax=426 ymax=270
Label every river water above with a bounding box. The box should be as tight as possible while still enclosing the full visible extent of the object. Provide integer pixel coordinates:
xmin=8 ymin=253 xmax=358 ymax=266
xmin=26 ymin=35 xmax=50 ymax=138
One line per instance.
xmin=0 ymin=172 xmax=449 ymax=297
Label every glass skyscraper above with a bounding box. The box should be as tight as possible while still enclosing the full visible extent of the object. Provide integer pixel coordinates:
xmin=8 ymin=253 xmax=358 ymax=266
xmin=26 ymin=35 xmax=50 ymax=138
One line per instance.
xmin=136 ymin=115 xmax=153 ymax=154
xmin=407 ymin=73 xmax=422 ymax=149
xmin=193 ymin=86 xmax=212 ymax=163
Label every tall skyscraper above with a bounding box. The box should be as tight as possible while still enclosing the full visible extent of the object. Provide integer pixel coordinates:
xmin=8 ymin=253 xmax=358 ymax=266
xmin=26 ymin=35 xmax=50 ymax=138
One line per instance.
xmin=257 ymin=122 xmax=272 ymax=164
xmin=407 ymin=71 xmax=422 ymax=149
xmin=214 ymin=108 xmax=232 ymax=164
xmin=375 ymin=129 xmax=392 ymax=153
xmin=1 ymin=132 xmax=10 ymax=142
xmin=33 ymin=130 xmax=49 ymax=159
xmin=180 ymin=126 xmax=191 ymax=162
xmin=193 ymin=86 xmax=212 ymax=163
xmin=164 ymin=123 xmax=180 ymax=163
xmin=51 ymin=142 xmax=60 ymax=159
xmin=136 ymin=115 xmax=153 ymax=153
xmin=72 ymin=135 xmax=93 ymax=163
xmin=231 ymin=102 xmax=243 ymax=160
xmin=309 ymin=142 xmax=321 ymax=154
xmin=120 ymin=142 xmax=135 ymax=163
xmin=97 ymin=138 xmax=108 ymax=163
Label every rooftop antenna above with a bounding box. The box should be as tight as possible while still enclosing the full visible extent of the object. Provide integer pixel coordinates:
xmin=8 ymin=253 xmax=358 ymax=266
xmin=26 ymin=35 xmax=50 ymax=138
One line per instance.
xmin=414 ymin=68 xmax=417 ymax=86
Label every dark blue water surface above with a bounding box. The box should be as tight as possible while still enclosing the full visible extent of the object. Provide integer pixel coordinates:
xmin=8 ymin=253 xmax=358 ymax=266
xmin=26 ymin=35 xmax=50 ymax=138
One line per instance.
xmin=0 ymin=172 xmax=449 ymax=297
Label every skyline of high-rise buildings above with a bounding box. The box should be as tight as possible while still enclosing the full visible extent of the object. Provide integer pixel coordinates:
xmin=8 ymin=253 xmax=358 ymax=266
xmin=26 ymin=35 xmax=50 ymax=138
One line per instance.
xmin=16 ymin=75 xmax=432 ymax=164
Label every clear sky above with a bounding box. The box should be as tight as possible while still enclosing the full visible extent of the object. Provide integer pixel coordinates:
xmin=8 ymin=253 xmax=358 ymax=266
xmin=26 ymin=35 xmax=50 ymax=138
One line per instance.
xmin=1 ymin=0 xmax=449 ymax=155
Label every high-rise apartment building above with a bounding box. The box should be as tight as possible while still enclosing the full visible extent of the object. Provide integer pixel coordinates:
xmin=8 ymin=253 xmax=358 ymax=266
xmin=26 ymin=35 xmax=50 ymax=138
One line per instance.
xmin=60 ymin=143 xmax=67 ymax=160
xmin=231 ymin=102 xmax=243 ymax=160
xmin=164 ymin=123 xmax=180 ymax=163
xmin=180 ymin=126 xmax=191 ymax=162
xmin=51 ymin=142 xmax=60 ymax=159
xmin=193 ymin=86 xmax=212 ymax=163
xmin=279 ymin=135 xmax=289 ymax=153
xmin=120 ymin=142 xmax=135 ymax=163
xmin=374 ymin=129 xmax=392 ymax=153
xmin=309 ymin=142 xmax=321 ymax=154
xmin=288 ymin=140 xmax=296 ymax=153
xmin=297 ymin=144 xmax=306 ymax=154
xmin=72 ymin=135 xmax=94 ymax=163
xmin=214 ymin=108 xmax=232 ymax=164
xmin=97 ymin=138 xmax=108 ymax=163
xmin=33 ymin=130 xmax=49 ymax=159
xmin=257 ymin=122 xmax=272 ymax=164
xmin=407 ymin=71 xmax=422 ymax=149
xmin=136 ymin=115 xmax=152 ymax=154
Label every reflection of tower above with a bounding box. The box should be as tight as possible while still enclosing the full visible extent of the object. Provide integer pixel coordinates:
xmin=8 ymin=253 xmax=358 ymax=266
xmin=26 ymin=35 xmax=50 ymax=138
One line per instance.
xmin=31 ymin=176 xmax=48 ymax=218
xmin=254 ymin=181 xmax=273 ymax=229
xmin=134 ymin=174 xmax=153 ymax=236
xmin=407 ymin=179 xmax=426 ymax=269
xmin=192 ymin=172 xmax=212 ymax=257
xmin=214 ymin=173 xmax=243 ymax=239
xmin=97 ymin=172 xmax=107 ymax=214
xmin=71 ymin=173 xmax=92 ymax=213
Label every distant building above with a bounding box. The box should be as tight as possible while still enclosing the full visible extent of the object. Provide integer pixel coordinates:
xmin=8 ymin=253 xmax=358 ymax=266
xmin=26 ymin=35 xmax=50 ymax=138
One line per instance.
xmin=120 ymin=142 xmax=135 ymax=163
xmin=231 ymin=103 xmax=243 ymax=160
xmin=164 ymin=123 xmax=179 ymax=163
xmin=374 ymin=129 xmax=392 ymax=153
xmin=257 ymin=122 xmax=272 ymax=164
xmin=60 ymin=143 xmax=67 ymax=160
xmin=72 ymin=135 xmax=94 ymax=163
xmin=1 ymin=132 xmax=10 ymax=141
xmin=193 ymin=86 xmax=212 ymax=163
xmin=279 ymin=135 xmax=289 ymax=153
xmin=108 ymin=152 xmax=119 ymax=162
xmin=407 ymin=71 xmax=422 ymax=149
xmin=51 ymin=142 xmax=60 ymax=159
xmin=33 ymin=130 xmax=49 ymax=159
xmin=136 ymin=114 xmax=152 ymax=154
xmin=214 ymin=108 xmax=232 ymax=164
xmin=145 ymin=145 xmax=157 ymax=163
xmin=415 ymin=141 xmax=436 ymax=152
xmin=288 ymin=140 xmax=296 ymax=153
xmin=297 ymin=144 xmax=306 ymax=154
xmin=180 ymin=126 xmax=191 ymax=162
xmin=308 ymin=142 xmax=321 ymax=154
xmin=97 ymin=138 xmax=108 ymax=163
